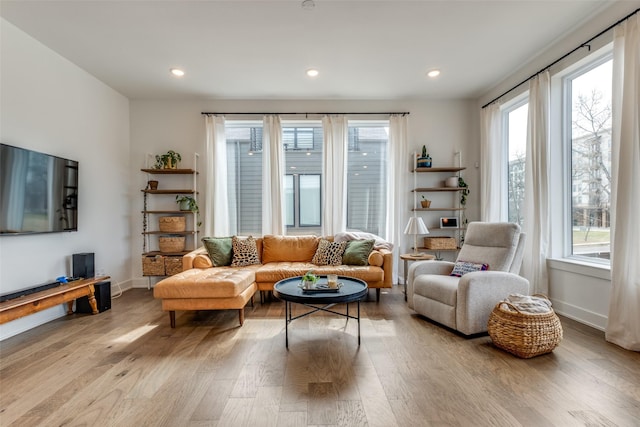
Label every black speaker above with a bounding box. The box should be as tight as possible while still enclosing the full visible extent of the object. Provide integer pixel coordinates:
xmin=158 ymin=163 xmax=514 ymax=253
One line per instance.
xmin=72 ymin=253 xmax=95 ymax=279
xmin=76 ymin=281 xmax=111 ymax=313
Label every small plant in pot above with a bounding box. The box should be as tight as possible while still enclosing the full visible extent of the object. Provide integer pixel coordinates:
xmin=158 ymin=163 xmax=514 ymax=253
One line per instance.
xmin=175 ymin=195 xmax=201 ymax=226
xmin=420 ymin=195 xmax=431 ymax=208
xmin=155 ymin=150 xmax=182 ymax=169
xmin=301 ymin=270 xmax=318 ymax=289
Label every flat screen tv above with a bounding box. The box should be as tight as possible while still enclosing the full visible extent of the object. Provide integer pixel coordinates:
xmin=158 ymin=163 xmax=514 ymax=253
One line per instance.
xmin=0 ymin=143 xmax=79 ymax=235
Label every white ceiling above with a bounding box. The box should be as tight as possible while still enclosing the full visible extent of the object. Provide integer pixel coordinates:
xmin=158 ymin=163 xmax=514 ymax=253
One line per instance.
xmin=0 ymin=0 xmax=614 ymax=100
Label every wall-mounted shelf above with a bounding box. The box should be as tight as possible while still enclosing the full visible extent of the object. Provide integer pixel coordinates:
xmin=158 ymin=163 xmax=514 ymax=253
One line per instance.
xmin=410 ymin=161 xmax=467 ymax=257
xmin=413 ymin=187 xmax=465 ymax=192
xmin=414 ymin=167 xmax=465 ymax=173
xmin=413 ymin=207 xmax=465 ymax=211
xmin=141 ymin=161 xmax=199 ymax=282
xmin=142 ymin=189 xmax=196 ymax=195
xmin=141 ymin=168 xmax=198 ymax=174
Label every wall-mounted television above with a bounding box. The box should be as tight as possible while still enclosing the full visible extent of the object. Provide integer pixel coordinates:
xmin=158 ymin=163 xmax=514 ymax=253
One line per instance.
xmin=0 ymin=143 xmax=79 ymax=235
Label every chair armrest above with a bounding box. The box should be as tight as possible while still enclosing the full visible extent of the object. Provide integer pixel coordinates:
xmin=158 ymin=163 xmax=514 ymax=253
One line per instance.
xmin=406 ymin=261 xmax=454 ymax=308
xmin=456 ymin=271 xmax=530 ymax=335
xmin=408 ymin=261 xmax=454 ymax=281
xmin=182 ymin=247 xmax=208 ymax=270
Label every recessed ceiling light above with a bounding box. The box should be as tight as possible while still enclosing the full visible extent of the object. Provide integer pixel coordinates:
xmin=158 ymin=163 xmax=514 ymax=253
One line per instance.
xmin=427 ymin=69 xmax=441 ymax=78
xmin=170 ymin=68 xmax=185 ymax=77
xmin=306 ymin=68 xmax=319 ymax=77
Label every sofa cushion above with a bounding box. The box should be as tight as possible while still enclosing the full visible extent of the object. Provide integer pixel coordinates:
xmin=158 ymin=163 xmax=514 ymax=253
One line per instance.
xmin=312 ymin=239 xmax=347 ymax=266
xmin=255 ymin=262 xmax=383 ymax=284
xmin=413 ymin=274 xmax=459 ymax=306
xmin=368 ymin=250 xmax=384 ymax=267
xmin=334 ymin=231 xmax=394 ymax=251
xmin=262 ymin=235 xmax=319 ymax=263
xmin=231 ymin=236 xmax=261 ymax=266
xmin=342 ymin=239 xmax=375 ymax=266
xmin=202 ymin=237 xmax=233 ymax=267
xmin=153 ymin=266 xmax=258 ymax=299
xmin=193 ymin=254 xmax=213 ymax=269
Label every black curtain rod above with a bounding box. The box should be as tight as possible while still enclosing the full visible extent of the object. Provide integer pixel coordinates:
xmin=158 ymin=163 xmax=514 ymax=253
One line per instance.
xmin=482 ymin=7 xmax=639 ymax=109
xmin=201 ymin=111 xmax=410 ymax=116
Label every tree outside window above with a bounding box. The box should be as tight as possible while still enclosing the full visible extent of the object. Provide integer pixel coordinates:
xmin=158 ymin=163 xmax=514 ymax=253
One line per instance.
xmin=569 ymin=58 xmax=612 ymax=260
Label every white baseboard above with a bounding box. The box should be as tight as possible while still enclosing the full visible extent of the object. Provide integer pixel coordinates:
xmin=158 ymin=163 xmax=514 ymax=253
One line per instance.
xmin=131 ymin=277 xmax=155 ymax=289
xmin=552 ymin=299 xmax=607 ymax=331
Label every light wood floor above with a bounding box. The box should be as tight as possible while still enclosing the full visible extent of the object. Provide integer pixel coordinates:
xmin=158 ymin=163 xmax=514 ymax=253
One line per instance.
xmin=1 ymin=286 xmax=638 ymax=427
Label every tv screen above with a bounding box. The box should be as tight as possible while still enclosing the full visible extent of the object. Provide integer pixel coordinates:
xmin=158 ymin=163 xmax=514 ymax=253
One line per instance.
xmin=0 ymin=143 xmax=79 ymax=235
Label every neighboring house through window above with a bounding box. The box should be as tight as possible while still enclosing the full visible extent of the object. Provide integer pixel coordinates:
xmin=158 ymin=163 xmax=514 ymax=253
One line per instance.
xmin=225 ymin=120 xmax=388 ymax=237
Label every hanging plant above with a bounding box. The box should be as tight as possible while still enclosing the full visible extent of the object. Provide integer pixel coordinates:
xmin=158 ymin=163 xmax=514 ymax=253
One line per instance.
xmin=458 ymin=176 xmax=470 ymax=206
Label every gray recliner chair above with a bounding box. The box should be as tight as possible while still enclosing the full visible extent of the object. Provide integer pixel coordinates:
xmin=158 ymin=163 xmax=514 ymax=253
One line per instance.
xmin=407 ymin=222 xmax=529 ymax=335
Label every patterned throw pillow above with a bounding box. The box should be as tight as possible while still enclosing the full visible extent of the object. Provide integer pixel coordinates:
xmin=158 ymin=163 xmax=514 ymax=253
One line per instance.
xmin=231 ymin=236 xmax=261 ymax=266
xmin=311 ymin=239 xmax=347 ymax=266
xmin=450 ymin=261 xmax=489 ymax=277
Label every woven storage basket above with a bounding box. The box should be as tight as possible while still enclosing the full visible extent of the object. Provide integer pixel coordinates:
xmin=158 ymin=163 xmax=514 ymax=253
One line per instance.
xmin=164 ymin=256 xmax=183 ymax=276
xmin=424 ymin=236 xmax=457 ymax=249
xmin=142 ymin=255 xmax=165 ymax=276
xmin=158 ymin=236 xmax=186 ymax=253
xmin=488 ymin=296 xmax=563 ymax=358
xmin=159 ymin=216 xmax=186 ymax=232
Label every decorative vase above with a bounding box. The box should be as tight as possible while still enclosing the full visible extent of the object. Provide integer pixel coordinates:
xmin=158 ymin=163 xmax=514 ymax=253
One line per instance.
xmin=417 ymin=155 xmax=432 ymax=168
xmin=445 ymin=176 xmax=459 ymax=188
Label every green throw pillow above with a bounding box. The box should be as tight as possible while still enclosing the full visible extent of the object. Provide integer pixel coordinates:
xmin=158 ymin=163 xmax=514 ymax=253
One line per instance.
xmin=342 ymin=239 xmax=375 ymax=266
xmin=202 ymin=237 xmax=233 ymax=267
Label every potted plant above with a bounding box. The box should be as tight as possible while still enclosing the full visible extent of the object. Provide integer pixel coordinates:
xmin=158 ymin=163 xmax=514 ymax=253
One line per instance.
xmin=175 ymin=195 xmax=201 ymax=226
xmin=420 ymin=195 xmax=431 ymax=208
xmin=416 ymin=145 xmax=432 ymax=168
xmin=155 ymin=150 xmax=182 ymax=169
xmin=301 ymin=270 xmax=318 ymax=289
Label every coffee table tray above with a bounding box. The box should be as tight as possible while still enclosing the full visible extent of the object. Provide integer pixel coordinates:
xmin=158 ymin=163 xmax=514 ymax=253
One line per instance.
xmin=299 ymin=283 xmax=343 ymax=293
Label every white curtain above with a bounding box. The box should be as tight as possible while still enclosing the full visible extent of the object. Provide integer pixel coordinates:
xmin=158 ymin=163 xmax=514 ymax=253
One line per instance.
xmin=204 ymin=115 xmax=230 ymax=237
xmin=522 ymin=71 xmax=550 ymax=295
xmin=321 ymin=115 xmax=348 ymax=235
xmin=480 ymin=102 xmax=505 ymax=222
xmin=606 ymin=14 xmax=640 ymax=351
xmin=262 ymin=115 xmax=286 ymax=235
xmin=387 ymin=114 xmax=409 ymax=284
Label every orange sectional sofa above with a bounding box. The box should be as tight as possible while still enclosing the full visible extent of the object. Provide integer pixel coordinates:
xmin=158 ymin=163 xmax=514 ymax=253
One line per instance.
xmin=153 ymin=234 xmax=393 ymax=328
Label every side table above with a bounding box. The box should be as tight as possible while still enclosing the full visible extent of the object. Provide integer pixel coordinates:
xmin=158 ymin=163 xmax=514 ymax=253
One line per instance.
xmin=400 ymin=253 xmax=435 ymax=301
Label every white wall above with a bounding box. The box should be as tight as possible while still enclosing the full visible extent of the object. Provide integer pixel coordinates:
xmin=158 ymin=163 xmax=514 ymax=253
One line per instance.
xmin=476 ymin=1 xmax=640 ymax=330
xmin=0 ymin=19 xmax=131 ymax=340
xmin=129 ymin=99 xmax=476 ymax=287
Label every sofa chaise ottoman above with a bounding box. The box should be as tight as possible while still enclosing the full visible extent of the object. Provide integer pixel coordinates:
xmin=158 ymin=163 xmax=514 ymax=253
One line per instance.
xmin=153 ymin=234 xmax=393 ymax=328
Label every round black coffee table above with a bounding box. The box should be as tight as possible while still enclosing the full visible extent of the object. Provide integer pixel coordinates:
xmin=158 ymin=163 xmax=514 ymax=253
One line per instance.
xmin=273 ymin=276 xmax=368 ymax=348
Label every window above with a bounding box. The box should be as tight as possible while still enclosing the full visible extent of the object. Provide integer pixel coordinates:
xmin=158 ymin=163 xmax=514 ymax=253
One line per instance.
xmin=285 ymin=174 xmax=321 ymax=228
xmin=505 ymin=102 xmax=528 ymax=226
xmin=284 ymin=123 xmax=323 ymax=234
xmin=346 ymin=123 xmax=388 ymax=236
xmin=565 ymin=57 xmax=612 ymax=261
xmin=226 ymin=123 xmax=263 ymax=235
xmin=226 ymin=120 xmax=389 ymax=237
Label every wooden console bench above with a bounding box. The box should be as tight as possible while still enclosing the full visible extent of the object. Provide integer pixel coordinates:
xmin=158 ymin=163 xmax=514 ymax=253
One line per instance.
xmin=0 ymin=276 xmax=110 ymax=325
